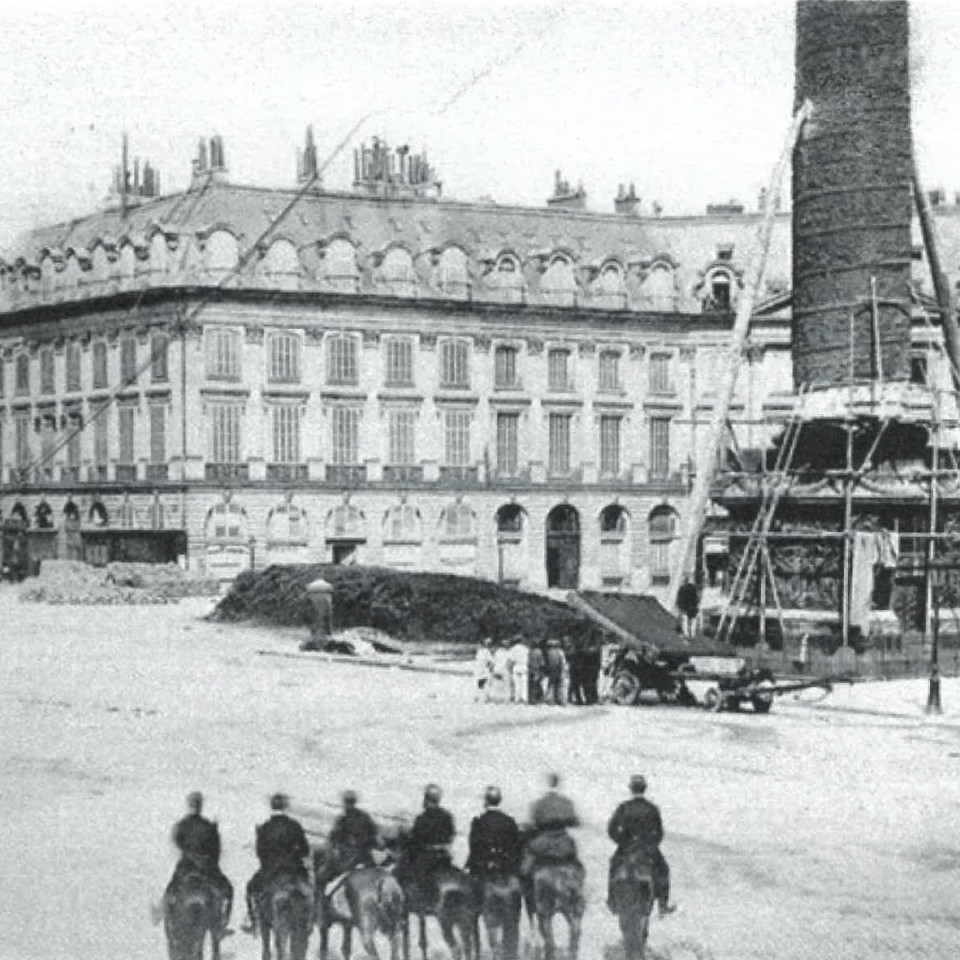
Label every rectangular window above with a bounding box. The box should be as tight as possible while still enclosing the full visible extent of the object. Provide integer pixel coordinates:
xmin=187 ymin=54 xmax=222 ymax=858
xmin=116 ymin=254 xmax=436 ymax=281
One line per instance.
xmin=118 ymin=406 xmax=135 ymax=464
xmin=388 ymin=408 xmax=416 ymax=465
xmin=650 ymin=416 xmax=671 ymax=479
xmin=548 ymin=349 xmax=571 ymax=391
xmin=600 ymin=415 xmax=621 ymax=476
xmin=0 ymin=357 xmax=4 ymax=397
xmin=94 ymin=411 xmax=109 ymax=466
xmin=650 ymin=541 xmax=671 ymax=583
xmin=331 ymin=406 xmax=360 ymax=464
xmin=649 ymin=353 xmax=673 ymax=394
xmin=15 ymin=355 xmax=30 ymax=396
xmin=205 ymin=328 xmax=241 ymax=380
xmin=40 ymin=416 xmax=56 ymax=473
xmin=209 ymin=403 xmax=242 ymax=463
xmin=151 ymin=334 xmax=169 ymax=383
xmin=548 ymin=413 xmax=572 ymax=474
xmin=496 ymin=413 xmax=519 ymax=476
xmin=598 ymin=351 xmax=621 ymax=391
xmin=444 ymin=409 xmax=471 ymax=466
xmin=15 ymin=414 xmax=30 ymax=468
xmin=149 ymin=405 xmax=166 ymax=463
xmin=66 ymin=343 xmax=82 ymax=392
xmin=440 ymin=340 xmax=469 ymax=388
xmin=385 ymin=338 xmax=414 ymax=386
xmin=494 ymin=345 xmax=519 ymax=389
xmin=93 ymin=342 xmax=108 ymax=389
xmin=271 ymin=405 xmax=301 ymax=463
xmin=268 ymin=333 xmax=301 ymax=383
xmin=120 ymin=338 xmax=138 ymax=384
xmin=66 ymin=417 xmax=81 ymax=468
xmin=40 ymin=348 xmax=55 ymax=394
xmin=327 ymin=336 xmax=358 ymax=385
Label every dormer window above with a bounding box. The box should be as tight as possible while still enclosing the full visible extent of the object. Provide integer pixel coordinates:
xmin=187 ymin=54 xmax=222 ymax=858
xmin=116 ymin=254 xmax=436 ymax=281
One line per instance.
xmin=717 ymin=243 xmax=734 ymax=262
xmin=702 ymin=268 xmax=734 ymax=313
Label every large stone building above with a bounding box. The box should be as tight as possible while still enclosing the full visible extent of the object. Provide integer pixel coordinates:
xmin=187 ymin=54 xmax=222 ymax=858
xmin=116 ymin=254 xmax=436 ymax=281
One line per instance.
xmin=0 ymin=134 xmax=953 ymax=592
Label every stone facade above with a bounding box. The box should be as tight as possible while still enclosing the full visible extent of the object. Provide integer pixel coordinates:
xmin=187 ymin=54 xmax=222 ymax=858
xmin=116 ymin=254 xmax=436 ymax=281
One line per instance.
xmin=0 ymin=146 xmax=952 ymax=595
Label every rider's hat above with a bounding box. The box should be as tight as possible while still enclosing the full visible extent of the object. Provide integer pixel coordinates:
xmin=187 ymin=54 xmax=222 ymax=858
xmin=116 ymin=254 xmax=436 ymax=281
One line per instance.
xmin=187 ymin=790 xmax=204 ymax=812
xmin=270 ymin=792 xmax=291 ymax=811
xmin=424 ymin=783 xmax=443 ymax=804
xmin=342 ymin=789 xmax=358 ymax=806
xmin=547 ymin=772 xmax=561 ymax=789
xmin=484 ymin=785 xmax=502 ymax=807
xmin=629 ymin=775 xmax=648 ymax=795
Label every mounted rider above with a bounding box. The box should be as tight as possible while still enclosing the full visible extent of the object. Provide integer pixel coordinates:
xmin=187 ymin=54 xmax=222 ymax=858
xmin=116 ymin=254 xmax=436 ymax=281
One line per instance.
xmin=242 ymin=792 xmax=311 ymax=935
xmin=607 ymin=775 xmax=676 ymax=917
xmin=397 ymin=783 xmax=456 ymax=902
xmin=521 ymin=773 xmax=582 ymax=875
xmin=164 ymin=791 xmax=233 ymax=935
xmin=465 ymin=786 xmax=522 ymax=880
xmin=327 ymin=790 xmax=380 ymax=873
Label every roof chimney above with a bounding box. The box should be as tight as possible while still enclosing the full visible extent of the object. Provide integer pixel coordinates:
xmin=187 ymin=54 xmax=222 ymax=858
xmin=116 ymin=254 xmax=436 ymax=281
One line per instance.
xmin=297 ymin=125 xmax=320 ymax=186
xmin=614 ymin=182 xmax=640 ymax=216
xmin=547 ymin=170 xmax=587 ymax=211
xmin=191 ymin=134 xmax=228 ymax=188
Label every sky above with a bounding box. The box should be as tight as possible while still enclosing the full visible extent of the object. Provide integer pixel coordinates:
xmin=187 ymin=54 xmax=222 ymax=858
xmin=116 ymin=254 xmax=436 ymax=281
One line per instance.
xmin=1 ymin=0 xmax=959 ymax=250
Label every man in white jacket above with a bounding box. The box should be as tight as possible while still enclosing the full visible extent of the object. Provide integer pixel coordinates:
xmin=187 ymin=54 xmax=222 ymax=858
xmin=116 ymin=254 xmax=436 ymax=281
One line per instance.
xmin=508 ymin=636 xmax=529 ymax=704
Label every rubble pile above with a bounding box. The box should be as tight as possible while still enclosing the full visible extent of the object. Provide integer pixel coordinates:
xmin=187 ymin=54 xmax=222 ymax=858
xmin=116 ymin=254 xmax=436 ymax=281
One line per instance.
xmin=20 ymin=560 xmax=221 ymax=605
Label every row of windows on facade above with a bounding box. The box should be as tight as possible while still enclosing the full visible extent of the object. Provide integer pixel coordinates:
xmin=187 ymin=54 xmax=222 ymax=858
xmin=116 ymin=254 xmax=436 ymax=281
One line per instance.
xmin=0 ymin=334 xmax=169 ymax=397
xmin=2 ymin=405 xmax=673 ymax=481
xmin=208 ymin=331 xmax=677 ymax=393
xmin=0 ymin=331 xmax=679 ymax=398
xmin=1 ymin=235 xmax=737 ymax=314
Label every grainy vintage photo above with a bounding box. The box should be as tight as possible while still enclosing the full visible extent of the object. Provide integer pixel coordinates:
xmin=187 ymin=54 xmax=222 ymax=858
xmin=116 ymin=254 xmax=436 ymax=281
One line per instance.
xmin=2 ymin=1 xmax=960 ymax=958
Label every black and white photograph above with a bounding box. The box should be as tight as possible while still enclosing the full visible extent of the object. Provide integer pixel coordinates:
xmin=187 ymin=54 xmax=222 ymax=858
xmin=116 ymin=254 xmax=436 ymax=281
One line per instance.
xmin=2 ymin=1 xmax=960 ymax=958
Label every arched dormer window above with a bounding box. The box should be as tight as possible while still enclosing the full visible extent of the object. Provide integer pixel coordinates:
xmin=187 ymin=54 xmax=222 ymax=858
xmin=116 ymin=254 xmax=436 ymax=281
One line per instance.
xmin=592 ymin=261 xmax=626 ymax=309
xmin=205 ymin=229 xmax=239 ymax=276
xmin=378 ymin=246 xmax=417 ymax=297
xmin=540 ymin=254 xmax=577 ymax=306
xmin=321 ymin=238 xmax=359 ymax=293
xmin=436 ymin=246 xmax=470 ymax=299
xmin=701 ymin=267 xmax=736 ymax=313
xmin=486 ymin=253 xmax=524 ymax=303
xmin=261 ymin=239 xmax=301 ymax=291
xmin=642 ymin=261 xmax=677 ymax=311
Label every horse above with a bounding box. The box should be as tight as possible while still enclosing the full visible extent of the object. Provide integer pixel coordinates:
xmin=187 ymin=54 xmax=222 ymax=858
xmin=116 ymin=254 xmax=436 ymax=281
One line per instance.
xmin=471 ymin=872 xmax=521 ymax=960
xmin=259 ymin=868 xmax=315 ymax=960
xmin=313 ymin=844 xmax=406 ymax=960
xmin=608 ymin=850 xmax=656 ymax=960
xmin=520 ymin=832 xmax=585 ymax=960
xmin=386 ymin=829 xmax=476 ymax=960
xmin=163 ymin=868 xmax=225 ymax=960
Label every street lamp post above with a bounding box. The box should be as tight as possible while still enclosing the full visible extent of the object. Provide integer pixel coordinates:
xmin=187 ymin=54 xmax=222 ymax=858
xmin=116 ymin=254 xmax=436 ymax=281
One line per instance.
xmin=927 ymin=571 xmax=942 ymax=715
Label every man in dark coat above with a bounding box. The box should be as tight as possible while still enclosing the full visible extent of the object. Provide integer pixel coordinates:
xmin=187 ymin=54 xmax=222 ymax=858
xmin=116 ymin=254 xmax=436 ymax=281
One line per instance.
xmin=528 ymin=644 xmax=545 ymax=704
xmin=581 ymin=641 xmax=603 ymax=705
xmin=399 ymin=783 xmax=456 ymax=902
xmin=522 ymin=773 xmax=581 ymax=874
xmin=465 ymin=786 xmax=521 ymax=878
xmin=165 ymin=791 xmax=233 ymax=935
xmin=329 ymin=789 xmax=380 ymax=871
xmin=566 ymin=641 xmax=586 ymax=705
xmin=242 ymin=793 xmax=311 ymax=935
xmin=607 ymin=775 xmax=676 ymax=917
xmin=544 ymin=639 xmax=566 ymax=705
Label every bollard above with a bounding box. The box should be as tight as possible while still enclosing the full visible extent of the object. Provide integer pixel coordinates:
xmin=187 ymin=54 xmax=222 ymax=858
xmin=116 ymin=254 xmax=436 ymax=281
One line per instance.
xmin=305 ymin=578 xmax=334 ymax=645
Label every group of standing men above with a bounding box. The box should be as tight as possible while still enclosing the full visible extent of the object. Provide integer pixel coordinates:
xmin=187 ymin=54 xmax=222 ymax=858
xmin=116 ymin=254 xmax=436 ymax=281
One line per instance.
xmin=163 ymin=774 xmax=675 ymax=939
xmin=475 ymin=635 xmax=605 ymax=705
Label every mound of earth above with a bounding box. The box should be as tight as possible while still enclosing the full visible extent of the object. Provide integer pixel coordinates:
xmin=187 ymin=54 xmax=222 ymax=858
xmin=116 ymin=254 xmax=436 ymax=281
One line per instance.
xmin=20 ymin=559 xmax=221 ymax=605
xmin=210 ymin=563 xmax=612 ymax=647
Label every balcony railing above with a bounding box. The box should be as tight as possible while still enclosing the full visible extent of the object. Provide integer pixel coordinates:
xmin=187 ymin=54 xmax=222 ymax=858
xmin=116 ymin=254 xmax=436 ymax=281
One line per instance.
xmin=60 ymin=466 xmax=80 ymax=483
xmin=115 ymin=464 xmax=138 ymax=483
xmin=266 ymin=463 xmax=309 ymax=482
xmin=326 ymin=464 xmax=367 ymax=486
xmin=382 ymin=465 xmax=424 ymax=484
xmin=87 ymin=465 xmax=109 ymax=483
xmin=9 ymin=467 xmax=33 ymax=485
xmin=439 ymin=465 xmax=479 ymax=484
xmin=205 ymin=463 xmax=250 ymax=482
xmin=146 ymin=463 xmax=170 ymax=481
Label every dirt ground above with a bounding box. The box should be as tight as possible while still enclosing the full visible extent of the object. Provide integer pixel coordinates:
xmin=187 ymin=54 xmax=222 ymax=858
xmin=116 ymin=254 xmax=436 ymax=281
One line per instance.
xmin=2 ymin=586 xmax=960 ymax=960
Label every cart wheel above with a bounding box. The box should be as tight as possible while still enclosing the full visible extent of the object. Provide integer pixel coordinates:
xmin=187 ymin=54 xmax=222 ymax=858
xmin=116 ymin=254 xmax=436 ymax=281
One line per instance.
xmin=703 ymin=687 xmax=723 ymax=712
xmin=611 ymin=672 xmax=641 ymax=706
xmin=752 ymin=695 xmax=773 ymax=714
